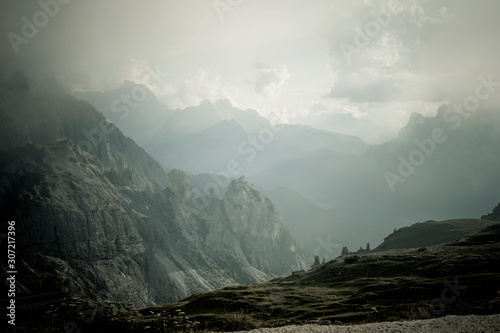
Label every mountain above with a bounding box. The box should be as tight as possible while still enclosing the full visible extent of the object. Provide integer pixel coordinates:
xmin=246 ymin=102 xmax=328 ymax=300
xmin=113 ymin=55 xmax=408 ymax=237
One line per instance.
xmin=373 ymin=218 xmax=499 ymax=252
xmin=74 ymin=81 xmax=174 ymax=147
xmin=251 ymin=149 xmax=356 ymax=206
xmin=152 ymin=99 xmax=272 ymax=141
xmin=76 ymin=86 xmax=370 ymax=176
xmin=482 ymin=202 xmax=500 ymax=221
xmin=149 ymin=119 xmax=369 ymax=177
xmin=39 ymin=225 xmax=500 ymax=332
xmin=74 ymin=80 xmax=500 ymax=259
xmin=264 ymin=187 xmax=354 ymax=257
xmin=0 ymin=71 xmax=167 ymax=192
xmin=250 ymin=106 xmax=500 ymax=249
xmin=213 ymin=99 xmax=272 ymax=133
xmin=271 ymin=124 xmax=368 ymax=156
xmin=0 ymin=71 xmax=308 ymax=308
xmin=150 ymin=119 xmax=249 ymax=174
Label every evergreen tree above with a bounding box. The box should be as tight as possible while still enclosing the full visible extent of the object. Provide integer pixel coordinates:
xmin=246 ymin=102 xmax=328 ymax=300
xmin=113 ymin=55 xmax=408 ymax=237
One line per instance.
xmin=313 ymin=255 xmax=320 ymax=266
xmin=366 ymin=242 xmax=371 ymax=251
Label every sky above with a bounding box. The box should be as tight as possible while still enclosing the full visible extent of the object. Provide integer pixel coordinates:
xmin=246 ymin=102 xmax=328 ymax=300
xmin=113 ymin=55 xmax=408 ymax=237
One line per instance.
xmin=1 ymin=0 xmax=499 ymax=144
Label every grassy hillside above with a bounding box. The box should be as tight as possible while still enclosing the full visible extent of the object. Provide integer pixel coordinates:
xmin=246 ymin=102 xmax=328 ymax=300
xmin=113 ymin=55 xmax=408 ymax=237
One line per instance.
xmin=373 ymin=219 xmax=499 ymax=252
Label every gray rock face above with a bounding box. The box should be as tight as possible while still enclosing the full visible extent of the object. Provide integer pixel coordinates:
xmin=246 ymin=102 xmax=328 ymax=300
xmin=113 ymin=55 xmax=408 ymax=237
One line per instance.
xmin=0 ymin=73 xmax=307 ymax=306
xmin=0 ymin=72 xmax=167 ymax=192
xmin=0 ymin=142 xmax=151 ymax=305
xmin=223 ymin=177 xmax=304 ymax=276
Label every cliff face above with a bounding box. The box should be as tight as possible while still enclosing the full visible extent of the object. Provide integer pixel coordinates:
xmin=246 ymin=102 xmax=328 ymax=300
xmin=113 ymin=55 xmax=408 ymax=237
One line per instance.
xmin=223 ymin=177 xmax=303 ymax=275
xmin=0 ymin=141 xmax=152 ymax=305
xmin=0 ymin=71 xmax=167 ymax=192
xmin=0 ymin=72 xmax=307 ymax=307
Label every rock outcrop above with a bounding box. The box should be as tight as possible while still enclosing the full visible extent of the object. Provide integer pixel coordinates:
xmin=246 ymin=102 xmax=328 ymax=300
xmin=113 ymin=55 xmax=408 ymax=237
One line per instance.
xmin=482 ymin=202 xmax=500 ymax=221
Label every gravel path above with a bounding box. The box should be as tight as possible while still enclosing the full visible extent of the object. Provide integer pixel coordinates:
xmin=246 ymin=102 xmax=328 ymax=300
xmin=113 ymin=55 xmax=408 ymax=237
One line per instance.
xmin=238 ymin=314 xmax=500 ymax=333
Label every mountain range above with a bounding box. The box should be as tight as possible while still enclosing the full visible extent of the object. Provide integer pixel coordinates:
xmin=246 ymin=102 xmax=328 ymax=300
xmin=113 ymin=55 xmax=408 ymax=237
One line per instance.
xmin=75 ymin=81 xmax=500 ymax=250
xmin=0 ymin=70 xmax=307 ymax=308
xmin=76 ymin=84 xmax=369 ymax=177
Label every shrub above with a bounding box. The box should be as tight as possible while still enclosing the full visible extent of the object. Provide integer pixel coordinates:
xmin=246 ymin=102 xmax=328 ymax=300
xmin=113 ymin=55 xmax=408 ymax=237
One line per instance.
xmin=344 ymin=255 xmax=359 ymax=264
xmin=223 ymin=310 xmax=261 ymax=331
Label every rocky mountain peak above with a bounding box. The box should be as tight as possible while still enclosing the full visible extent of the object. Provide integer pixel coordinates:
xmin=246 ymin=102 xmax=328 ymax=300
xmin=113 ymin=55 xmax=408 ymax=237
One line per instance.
xmin=407 ymin=112 xmax=426 ymax=126
xmin=224 ymin=177 xmax=281 ymax=233
xmin=199 ymin=99 xmax=215 ymax=109
xmin=396 ymin=112 xmax=430 ymax=141
xmin=167 ymin=169 xmax=194 ymax=201
xmin=214 ymin=98 xmax=233 ymax=109
xmin=482 ymin=202 xmax=500 ymax=221
xmin=226 ymin=175 xmax=257 ymax=197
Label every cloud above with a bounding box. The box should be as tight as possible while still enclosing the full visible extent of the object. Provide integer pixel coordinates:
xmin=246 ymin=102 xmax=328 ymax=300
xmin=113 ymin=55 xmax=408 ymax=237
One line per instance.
xmin=252 ymin=63 xmax=290 ymax=98
xmin=71 ymin=57 xmax=237 ymax=110
xmin=1 ymin=0 xmax=498 ymax=144
xmin=166 ymin=68 xmax=236 ymax=109
xmin=289 ymin=98 xmax=442 ymax=144
xmin=318 ymin=0 xmax=500 ymax=105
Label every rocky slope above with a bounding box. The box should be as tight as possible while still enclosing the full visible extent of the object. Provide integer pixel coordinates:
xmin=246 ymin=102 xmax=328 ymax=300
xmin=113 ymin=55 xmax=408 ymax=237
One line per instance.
xmin=0 ymin=71 xmax=308 ymax=309
xmin=482 ymin=202 xmax=500 ymax=221
xmin=0 ymin=69 xmax=167 ymax=192
xmin=73 ymin=80 xmax=174 ymax=146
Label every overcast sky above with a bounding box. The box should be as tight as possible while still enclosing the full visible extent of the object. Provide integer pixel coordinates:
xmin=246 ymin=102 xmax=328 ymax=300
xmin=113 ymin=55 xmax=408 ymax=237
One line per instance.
xmin=1 ymin=0 xmax=499 ymax=143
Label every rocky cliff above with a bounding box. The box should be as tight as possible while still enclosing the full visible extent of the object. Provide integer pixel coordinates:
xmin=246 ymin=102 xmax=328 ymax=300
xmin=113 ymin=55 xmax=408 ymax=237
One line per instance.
xmin=0 ymin=71 xmax=307 ymax=307
xmin=482 ymin=202 xmax=500 ymax=221
xmin=0 ymin=69 xmax=167 ymax=192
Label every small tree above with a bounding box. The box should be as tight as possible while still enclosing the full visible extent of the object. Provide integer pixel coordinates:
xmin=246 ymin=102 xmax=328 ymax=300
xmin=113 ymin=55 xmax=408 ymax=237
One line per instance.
xmin=341 ymin=246 xmax=349 ymax=255
xmin=313 ymin=255 xmax=320 ymax=267
xmin=366 ymin=242 xmax=371 ymax=251
xmin=322 ymin=257 xmax=326 ymax=264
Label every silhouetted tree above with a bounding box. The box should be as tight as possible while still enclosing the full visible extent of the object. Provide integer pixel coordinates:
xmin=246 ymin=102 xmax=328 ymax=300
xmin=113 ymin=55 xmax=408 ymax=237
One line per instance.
xmin=322 ymin=257 xmax=326 ymax=264
xmin=341 ymin=246 xmax=349 ymax=255
xmin=366 ymin=242 xmax=371 ymax=251
xmin=313 ymin=255 xmax=320 ymax=267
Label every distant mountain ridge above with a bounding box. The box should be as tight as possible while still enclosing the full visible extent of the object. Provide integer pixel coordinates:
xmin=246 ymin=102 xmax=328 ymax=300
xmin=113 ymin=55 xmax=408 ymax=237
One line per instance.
xmin=76 ymin=81 xmax=370 ymax=176
xmin=251 ymin=105 xmax=500 ymax=248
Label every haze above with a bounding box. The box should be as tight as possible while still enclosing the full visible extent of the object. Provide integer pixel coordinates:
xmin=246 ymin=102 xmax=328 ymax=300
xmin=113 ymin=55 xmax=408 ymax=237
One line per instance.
xmin=2 ymin=0 xmax=500 ymax=143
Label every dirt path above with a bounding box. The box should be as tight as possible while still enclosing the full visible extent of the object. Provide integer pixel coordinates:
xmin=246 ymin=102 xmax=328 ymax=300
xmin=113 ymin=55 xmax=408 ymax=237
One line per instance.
xmin=236 ymin=314 xmax=500 ymax=333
